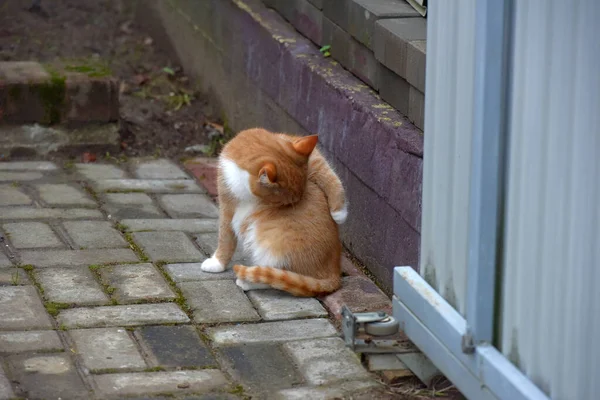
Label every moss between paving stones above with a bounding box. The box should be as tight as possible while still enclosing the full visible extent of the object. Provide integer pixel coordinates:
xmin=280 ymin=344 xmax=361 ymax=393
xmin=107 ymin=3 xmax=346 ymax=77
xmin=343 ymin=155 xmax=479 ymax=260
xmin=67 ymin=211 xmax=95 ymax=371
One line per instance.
xmin=154 ymin=261 xmax=193 ymax=319
xmin=38 ymin=65 xmax=67 ymax=125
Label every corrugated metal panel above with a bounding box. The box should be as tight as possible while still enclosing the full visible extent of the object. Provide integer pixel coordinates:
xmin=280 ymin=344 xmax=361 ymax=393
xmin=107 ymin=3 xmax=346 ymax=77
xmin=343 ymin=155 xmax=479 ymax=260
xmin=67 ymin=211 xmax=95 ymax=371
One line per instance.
xmin=499 ymin=1 xmax=600 ymax=399
xmin=419 ymin=0 xmax=475 ymax=316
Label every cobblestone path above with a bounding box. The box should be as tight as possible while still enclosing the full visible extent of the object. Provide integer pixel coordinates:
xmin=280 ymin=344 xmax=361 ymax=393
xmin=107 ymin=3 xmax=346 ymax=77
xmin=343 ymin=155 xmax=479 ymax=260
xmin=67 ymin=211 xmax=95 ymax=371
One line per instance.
xmin=0 ymin=159 xmax=381 ymax=399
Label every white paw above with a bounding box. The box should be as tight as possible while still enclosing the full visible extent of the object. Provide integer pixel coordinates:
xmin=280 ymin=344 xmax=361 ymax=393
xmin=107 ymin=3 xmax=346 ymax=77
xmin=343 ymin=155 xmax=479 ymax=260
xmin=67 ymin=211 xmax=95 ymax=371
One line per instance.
xmin=331 ymin=203 xmax=348 ymax=224
xmin=201 ymin=256 xmax=225 ymax=273
xmin=236 ymin=278 xmax=254 ymax=291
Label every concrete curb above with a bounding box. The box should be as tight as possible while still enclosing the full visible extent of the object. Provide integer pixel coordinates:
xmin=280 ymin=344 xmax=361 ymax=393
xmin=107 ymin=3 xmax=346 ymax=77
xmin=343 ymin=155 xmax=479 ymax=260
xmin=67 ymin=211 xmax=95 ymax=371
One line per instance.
xmin=142 ymin=0 xmax=423 ymax=292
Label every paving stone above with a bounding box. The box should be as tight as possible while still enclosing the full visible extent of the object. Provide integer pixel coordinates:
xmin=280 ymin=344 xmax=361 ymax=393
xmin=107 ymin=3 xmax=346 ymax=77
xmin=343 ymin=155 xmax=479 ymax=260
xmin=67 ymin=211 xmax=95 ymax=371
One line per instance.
xmin=319 ymin=275 xmax=392 ymax=319
xmin=94 ymin=370 xmax=228 ymax=397
xmin=219 ymin=344 xmax=302 ymax=394
xmin=135 ymin=325 xmax=216 ymax=368
xmin=379 ymin=64 xmax=410 ymax=116
xmin=194 ymin=234 xmax=247 ymax=262
xmin=122 ymin=219 xmax=218 ymax=233
xmin=274 ymin=379 xmax=380 ymax=399
xmin=208 ymin=318 xmax=337 ymax=346
xmin=247 ymin=290 xmax=328 ymax=321
xmin=0 ymin=184 xmax=32 ymax=206
xmin=283 ymin=337 xmax=372 ymax=385
xmin=20 ymin=248 xmax=138 ymax=267
xmin=105 ymin=192 xmax=154 ymax=205
xmin=0 ymin=171 xmax=43 ymax=181
xmin=164 ymin=263 xmax=238 ymax=282
xmin=104 ymin=192 xmax=164 ymax=218
xmin=0 ymin=330 xmax=63 ymax=353
xmin=341 ymin=253 xmax=364 ymax=276
xmin=133 ymin=159 xmax=190 ymax=179
xmin=5 ymin=353 xmax=90 ymax=399
xmin=0 ymin=207 xmax=103 ymax=220
xmin=99 ymin=263 xmax=176 ymax=303
xmin=322 ymin=17 xmax=380 ymax=89
xmin=0 ymin=161 xmax=57 ymax=171
xmin=275 ymin=0 xmax=323 ymax=45
xmin=0 ymin=364 xmax=14 ymax=399
xmin=306 ymin=0 xmax=323 ymax=9
xmin=0 ymin=286 xmax=53 ymax=330
xmin=0 ymin=253 xmax=11 ymax=267
xmin=71 ymin=328 xmax=146 ymax=372
xmin=373 ymin=18 xmax=427 ymax=78
xmin=132 ymin=231 xmax=204 ymax=262
xmin=179 ymin=281 xmax=260 ymax=323
xmin=75 ymin=163 xmax=127 ymax=180
xmin=408 ymin=85 xmax=425 ymax=130
xmin=325 ymin=0 xmax=418 ymax=49
xmin=159 ymin=194 xmax=219 ymax=218
xmin=406 ymin=39 xmax=426 ymax=92
xmin=36 ymin=183 xmax=96 ymax=206
xmin=57 ymin=303 xmax=190 ymax=328
xmin=96 ymin=179 xmax=204 ymax=193
xmin=63 ymin=220 xmax=128 ymax=249
xmin=0 ymin=267 xmax=30 ymax=284
xmin=36 ymin=267 xmax=109 ymax=305
xmin=3 ymin=222 xmax=63 ymax=249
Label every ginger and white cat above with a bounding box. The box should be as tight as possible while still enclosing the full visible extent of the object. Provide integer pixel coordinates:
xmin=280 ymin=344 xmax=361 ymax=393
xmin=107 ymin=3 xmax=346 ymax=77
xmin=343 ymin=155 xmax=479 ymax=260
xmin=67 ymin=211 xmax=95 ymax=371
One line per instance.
xmin=200 ymin=127 xmax=347 ymax=297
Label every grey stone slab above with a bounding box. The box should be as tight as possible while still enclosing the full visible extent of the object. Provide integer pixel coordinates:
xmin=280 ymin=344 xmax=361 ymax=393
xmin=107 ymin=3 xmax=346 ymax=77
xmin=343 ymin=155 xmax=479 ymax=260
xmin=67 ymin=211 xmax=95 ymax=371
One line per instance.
xmin=132 ymin=231 xmax=204 ymax=262
xmin=0 ymin=161 xmax=57 ymax=171
xmin=0 ymin=184 xmax=32 ymax=206
xmin=36 ymin=267 xmax=109 ymax=305
xmin=283 ymin=337 xmax=372 ymax=385
xmin=3 ymin=222 xmax=63 ymax=249
xmin=135 ymin=325 xmax=216 ymax=368
xmin=194 ymin=234 xmax=248 ymax=264
xmin=71 ymin=328 xmax=146 ymax=372
xmin=96 ymin=179 xmax=204 ymax=193
xmin=406 ymin=39 xmax=426 ymax=92
xmin=307 ymin=0 xmax=323 ymax=9
xmin=76 ymin=163 xmax=127 ymax=180
xmin=379 ymin=64 xmax=410 ymax=116
xmin=373 ymin=18 xmax=427 ymax=78
xmin=105 ymin=192 xmax=154 ymax=205
xmin=5 ymin=353 xmax=89 ymax=399
xmin=63 ymin=220 xmax=128 ymax=249
xmin=20 ymin=248 xmax=139 ymax=267
xmin=105 ymin=203 xmax=164 ymax=219
xmin=275 ymin=0 xmax=323 ymax=45
xmin=408 ymin=85 xmax=424 ymax=130
xmin=179 ymin=281 xmax=260 ymax=323
xmin=0 ymin=286 xmax=53 ymax=330
xmin=219 ymin=344 xmax=302 ymax=394
xmin=0 ymin=171 xmax=43 ymax=181
xmin=164 ymin=263 xmax=238 ymax=282
xmin=36 ymin=183 xmax=96 ymax=206
xmin=99 ymin=264 xmax=176 ymax=303
xmin=247 ymin=290 xmax=328 ymax=321
xmin=208 ymin=318 xmax=338 ymax=346
xmin=57 ymin=303 xmax=190 ymax=328
xmin=159 ymin=194 xmax=219 ymax=218
xmin=122 ymin=219 xmax=218 ymax=233
xmin=275 ymin=379 xmax=380 ymax=400
xmin=0 ymin=267 xmax=29 ymax=284
xmin=324 ymin=0 xmax=419 ymax=49
xmin=0 ymin=330 xmax=63 ymax=353
xmin=0 ymin=207 xmax=103 ymax=220
xmin=94 ymin=370 xmax=228 ymax=397
xmin=0 ymin=364 xmax=14 ymax=399
xmin=133 ymin=159 xmax=190 ymax=179
xmin=0 ymin=253 xmax=11 ymax=267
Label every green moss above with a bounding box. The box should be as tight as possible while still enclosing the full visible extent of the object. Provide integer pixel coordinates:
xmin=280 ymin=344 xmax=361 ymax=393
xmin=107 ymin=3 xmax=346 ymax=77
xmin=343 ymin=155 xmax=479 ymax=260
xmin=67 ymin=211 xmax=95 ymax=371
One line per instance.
xmin=45 ymin=302 xmax=71 ymax=317
xmin=20 ymin=264 xmax=34 ymax=272
xmin=154 ymin=262 xmax=193 ymax=318
xmin=64 ymin=61 xmax=111 ymax=78
xmin=38 ymin=66 xmax=66 ymax=125
xmin=123 ymin=231 xmax=149 ymax=262
xmin=8 ymin=84 xmax=22 ymax=101
xmin=144 ymin=366 xmax=166 ymax=372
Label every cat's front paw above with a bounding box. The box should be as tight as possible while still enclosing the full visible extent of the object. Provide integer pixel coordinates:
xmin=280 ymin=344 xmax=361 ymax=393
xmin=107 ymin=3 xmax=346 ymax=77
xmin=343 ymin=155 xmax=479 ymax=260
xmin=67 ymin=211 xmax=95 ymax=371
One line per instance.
xmin=235 ymin=278 xmax=254 ymax=291
xmin=331 ymin=203 xmax=348 ymax=224
xmin=201 ymin=256 xmax=226 ymax=273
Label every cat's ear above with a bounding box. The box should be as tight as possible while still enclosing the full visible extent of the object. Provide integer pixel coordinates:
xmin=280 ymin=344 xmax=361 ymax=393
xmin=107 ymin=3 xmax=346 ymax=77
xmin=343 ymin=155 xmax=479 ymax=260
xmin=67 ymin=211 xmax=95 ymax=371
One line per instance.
xmin=259 ymin=162 xmax=277 ymax=184
xmin=292 ymin=135 xmax=318 ymax=157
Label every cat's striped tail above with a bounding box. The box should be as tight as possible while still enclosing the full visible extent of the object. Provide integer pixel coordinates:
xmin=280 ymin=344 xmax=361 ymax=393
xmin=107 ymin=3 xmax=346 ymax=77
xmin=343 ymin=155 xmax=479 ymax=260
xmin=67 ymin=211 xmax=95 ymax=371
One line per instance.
xmin=233 ymin=265 xmax=340 ymax=297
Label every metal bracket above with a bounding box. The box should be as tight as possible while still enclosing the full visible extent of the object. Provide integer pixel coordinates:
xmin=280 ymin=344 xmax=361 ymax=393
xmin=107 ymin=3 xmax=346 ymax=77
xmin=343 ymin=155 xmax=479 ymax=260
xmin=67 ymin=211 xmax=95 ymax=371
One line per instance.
xmin=341 ymin=305 xmax=413 ymax=354
xmin=461 ymin=330 xmax=476 ymax=354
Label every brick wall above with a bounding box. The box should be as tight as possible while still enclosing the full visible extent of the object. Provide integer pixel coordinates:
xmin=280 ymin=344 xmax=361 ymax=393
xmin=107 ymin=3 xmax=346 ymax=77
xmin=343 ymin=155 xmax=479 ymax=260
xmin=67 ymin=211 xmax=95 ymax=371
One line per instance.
xmin=262 ymin=0 xmax=426 ymax=130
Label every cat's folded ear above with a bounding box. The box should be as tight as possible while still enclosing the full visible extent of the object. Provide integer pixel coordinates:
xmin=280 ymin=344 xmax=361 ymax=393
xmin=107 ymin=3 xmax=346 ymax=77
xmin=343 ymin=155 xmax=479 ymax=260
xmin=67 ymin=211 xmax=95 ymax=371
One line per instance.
xmin=292 ymin=135 xmax=319 ymax=157
xmin=259 ymin=162 xmax=277 ymax=184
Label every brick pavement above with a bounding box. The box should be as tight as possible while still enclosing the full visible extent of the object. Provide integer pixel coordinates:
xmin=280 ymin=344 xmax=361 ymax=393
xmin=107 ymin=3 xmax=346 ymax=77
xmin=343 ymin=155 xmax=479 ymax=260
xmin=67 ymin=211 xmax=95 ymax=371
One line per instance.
xmin=0 ymin=159 xmax=385 ymax=399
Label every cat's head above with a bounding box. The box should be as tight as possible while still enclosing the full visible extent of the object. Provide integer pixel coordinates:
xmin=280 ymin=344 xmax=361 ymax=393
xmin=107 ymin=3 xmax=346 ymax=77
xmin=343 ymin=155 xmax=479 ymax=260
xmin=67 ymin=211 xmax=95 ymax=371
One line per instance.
xmin=220 ymin=128 xmax=319 ymax=205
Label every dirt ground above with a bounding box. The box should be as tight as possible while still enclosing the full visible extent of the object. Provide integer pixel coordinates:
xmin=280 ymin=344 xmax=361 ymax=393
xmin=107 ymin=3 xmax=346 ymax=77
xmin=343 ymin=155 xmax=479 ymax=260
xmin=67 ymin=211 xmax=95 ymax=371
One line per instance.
xmin=0 ymin=0 xmax=222 ymax=159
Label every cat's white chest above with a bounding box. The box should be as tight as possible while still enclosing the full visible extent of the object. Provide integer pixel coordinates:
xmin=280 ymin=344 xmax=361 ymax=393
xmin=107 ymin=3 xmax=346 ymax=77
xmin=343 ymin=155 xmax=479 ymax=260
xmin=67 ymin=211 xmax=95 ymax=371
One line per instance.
xmin=231 ymin=202 xmax=255 ymax=238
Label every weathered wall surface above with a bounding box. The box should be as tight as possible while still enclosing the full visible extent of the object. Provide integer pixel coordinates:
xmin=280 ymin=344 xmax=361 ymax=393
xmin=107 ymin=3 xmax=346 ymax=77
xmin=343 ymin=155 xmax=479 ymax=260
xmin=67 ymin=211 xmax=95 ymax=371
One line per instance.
xmin=137 ymin=0 xmax=423 ymax=293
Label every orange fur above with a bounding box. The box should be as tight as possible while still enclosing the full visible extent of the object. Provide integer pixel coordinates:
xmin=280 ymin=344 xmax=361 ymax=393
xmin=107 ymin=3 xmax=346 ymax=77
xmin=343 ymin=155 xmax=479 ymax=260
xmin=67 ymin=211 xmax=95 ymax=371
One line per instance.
xmin=213 ymin=128 xmax=346 ymax=297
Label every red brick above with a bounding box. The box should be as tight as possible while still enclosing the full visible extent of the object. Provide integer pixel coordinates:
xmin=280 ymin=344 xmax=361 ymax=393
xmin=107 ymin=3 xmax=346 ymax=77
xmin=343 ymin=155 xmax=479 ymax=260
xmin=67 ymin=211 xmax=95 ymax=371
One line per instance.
xmin=341 ymin=254 xmax=363 ymax=277
xmin=184 ymin=157 xmax=219 ymax=198
xmin=319 ymin=275 xmax=392 ymax=320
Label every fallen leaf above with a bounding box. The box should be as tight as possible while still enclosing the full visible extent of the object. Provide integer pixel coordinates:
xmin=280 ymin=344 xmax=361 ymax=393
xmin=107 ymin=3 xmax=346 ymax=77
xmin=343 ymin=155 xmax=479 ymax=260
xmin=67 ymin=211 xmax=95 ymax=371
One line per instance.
xmin=206 ymin=121 xmax=224 ymax=134
xmin=133 ymin=74 xmax=150 ymax=86
xmin=120 ymin=21 xmax=133 ymax=35
xmin=81 ymin=153 xmax=96 ymax=163
xmin=143 ymin=37 xmax=153 ymax=46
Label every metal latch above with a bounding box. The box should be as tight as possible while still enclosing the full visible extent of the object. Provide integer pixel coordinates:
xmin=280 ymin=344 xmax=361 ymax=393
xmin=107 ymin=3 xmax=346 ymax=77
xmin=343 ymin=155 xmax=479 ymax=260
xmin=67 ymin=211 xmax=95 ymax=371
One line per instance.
xmin=341 ymin=305 xmax=413 ymax=354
